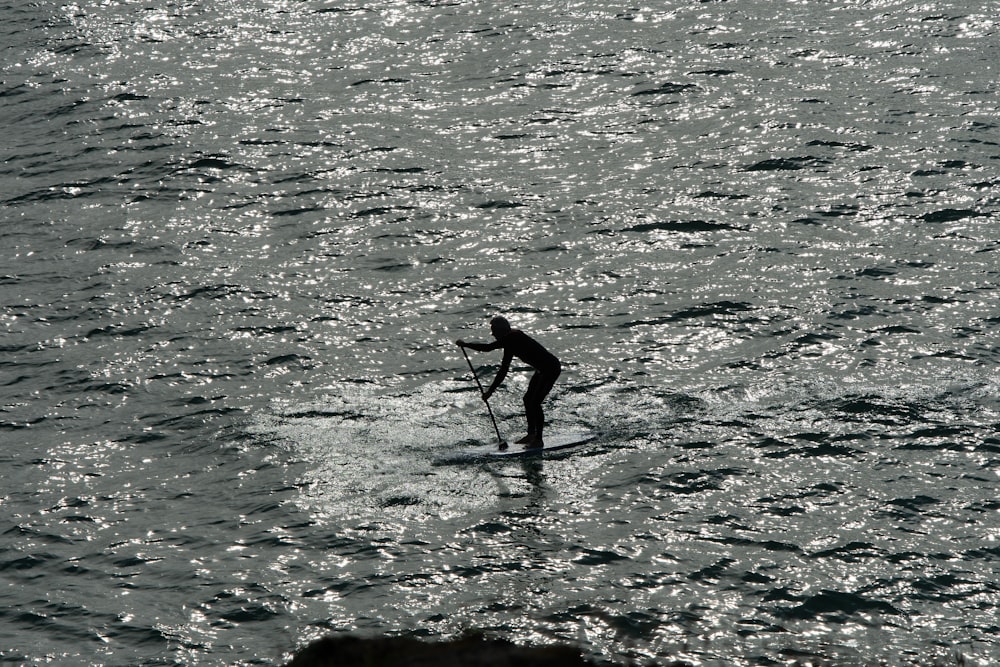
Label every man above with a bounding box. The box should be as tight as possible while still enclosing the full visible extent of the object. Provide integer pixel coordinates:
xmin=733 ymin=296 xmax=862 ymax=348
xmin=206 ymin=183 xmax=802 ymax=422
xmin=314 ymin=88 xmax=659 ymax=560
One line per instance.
xmin=456 ymin=316 xmax=561 ymax=448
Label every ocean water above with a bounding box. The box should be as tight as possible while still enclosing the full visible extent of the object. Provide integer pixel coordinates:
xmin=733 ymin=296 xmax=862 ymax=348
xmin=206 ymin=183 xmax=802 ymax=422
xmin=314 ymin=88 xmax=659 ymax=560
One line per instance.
xmin=2 ymin=0 xmax=998 ymax=665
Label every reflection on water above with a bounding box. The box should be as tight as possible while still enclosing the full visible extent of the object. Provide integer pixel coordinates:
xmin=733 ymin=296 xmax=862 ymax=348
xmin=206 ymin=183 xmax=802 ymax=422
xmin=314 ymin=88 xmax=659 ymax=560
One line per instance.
xmin=2 ymin=0 xmax=998 ymax=664
xmin=255 ymin=377 xmax=998 ymax=665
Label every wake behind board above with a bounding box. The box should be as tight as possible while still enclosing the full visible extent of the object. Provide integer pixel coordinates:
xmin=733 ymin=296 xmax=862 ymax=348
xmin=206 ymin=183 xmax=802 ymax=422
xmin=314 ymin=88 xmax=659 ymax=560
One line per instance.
xmin=483 ymin=431 xmax=596 ymax=459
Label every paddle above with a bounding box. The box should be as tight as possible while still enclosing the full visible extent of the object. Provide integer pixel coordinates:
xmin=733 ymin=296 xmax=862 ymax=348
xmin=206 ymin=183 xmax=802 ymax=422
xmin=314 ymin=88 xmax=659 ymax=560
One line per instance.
xmin=460 ymin=346 xmax=507 ymax=450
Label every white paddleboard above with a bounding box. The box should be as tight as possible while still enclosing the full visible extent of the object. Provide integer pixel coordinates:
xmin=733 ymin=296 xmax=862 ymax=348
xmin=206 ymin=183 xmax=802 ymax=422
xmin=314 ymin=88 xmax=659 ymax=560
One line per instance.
xmin=470 ymin=431 xmax=597 ymax=459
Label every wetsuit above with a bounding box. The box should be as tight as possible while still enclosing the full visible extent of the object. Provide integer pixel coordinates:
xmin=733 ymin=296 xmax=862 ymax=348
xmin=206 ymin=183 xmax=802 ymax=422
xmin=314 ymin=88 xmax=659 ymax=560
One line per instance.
xmin=464 ymin=331 xmax=562 ymax=440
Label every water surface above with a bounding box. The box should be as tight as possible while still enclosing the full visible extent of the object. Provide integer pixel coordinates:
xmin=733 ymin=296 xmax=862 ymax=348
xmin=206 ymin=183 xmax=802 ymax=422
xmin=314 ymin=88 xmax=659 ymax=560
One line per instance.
xmin=1 ymin=0 xmax=998 ymax=665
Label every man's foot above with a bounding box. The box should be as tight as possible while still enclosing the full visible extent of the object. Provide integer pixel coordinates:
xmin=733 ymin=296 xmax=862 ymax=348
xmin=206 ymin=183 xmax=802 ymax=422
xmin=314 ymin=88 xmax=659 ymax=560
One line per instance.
xmin=515 ymin=434 xmax=534 ymax=444
xmin=523 ymin=436 xmax=543 ymax=449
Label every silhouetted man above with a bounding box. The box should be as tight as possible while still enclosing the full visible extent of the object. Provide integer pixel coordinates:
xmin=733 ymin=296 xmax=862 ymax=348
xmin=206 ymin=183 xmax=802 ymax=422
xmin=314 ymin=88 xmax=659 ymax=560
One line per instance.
xmin=456 ymin=316 xmax=561 ymax=448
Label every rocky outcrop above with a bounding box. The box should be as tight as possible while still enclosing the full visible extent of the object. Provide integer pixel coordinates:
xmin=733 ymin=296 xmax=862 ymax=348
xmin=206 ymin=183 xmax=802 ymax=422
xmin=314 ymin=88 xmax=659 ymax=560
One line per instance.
xmin=286 ymin=634 xmax=603 ymax=667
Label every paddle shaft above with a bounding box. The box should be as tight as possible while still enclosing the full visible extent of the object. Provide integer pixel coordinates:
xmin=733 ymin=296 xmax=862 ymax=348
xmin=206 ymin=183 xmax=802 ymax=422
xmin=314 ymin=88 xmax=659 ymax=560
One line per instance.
xmin=460 ymin=346 xmax=505 ymax=446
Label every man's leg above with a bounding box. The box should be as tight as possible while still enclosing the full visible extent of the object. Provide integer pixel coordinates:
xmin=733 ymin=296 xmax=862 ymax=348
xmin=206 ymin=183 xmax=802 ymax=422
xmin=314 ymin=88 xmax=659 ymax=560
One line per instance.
xmin=518 ymin=373 xmax=544 ymax=443
xmin=522 ymin=371 xmax=558 ymax=447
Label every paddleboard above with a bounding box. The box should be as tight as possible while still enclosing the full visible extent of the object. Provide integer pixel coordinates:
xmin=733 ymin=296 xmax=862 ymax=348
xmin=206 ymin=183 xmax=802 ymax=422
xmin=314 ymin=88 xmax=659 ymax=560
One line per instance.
xmin=475 ymin=431 xmax=597 ymax=459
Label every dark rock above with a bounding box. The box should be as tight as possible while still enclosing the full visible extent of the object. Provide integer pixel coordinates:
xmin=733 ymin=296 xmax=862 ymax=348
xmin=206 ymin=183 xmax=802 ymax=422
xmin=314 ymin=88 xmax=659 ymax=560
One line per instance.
xmin=286 ymin=634 xmax=599 ymax=667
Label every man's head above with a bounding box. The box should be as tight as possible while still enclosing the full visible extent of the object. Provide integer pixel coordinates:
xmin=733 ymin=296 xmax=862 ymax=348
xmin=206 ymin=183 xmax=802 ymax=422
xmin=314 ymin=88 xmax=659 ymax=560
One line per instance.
xmin=490 ymin=316 xmax=512 ymax=339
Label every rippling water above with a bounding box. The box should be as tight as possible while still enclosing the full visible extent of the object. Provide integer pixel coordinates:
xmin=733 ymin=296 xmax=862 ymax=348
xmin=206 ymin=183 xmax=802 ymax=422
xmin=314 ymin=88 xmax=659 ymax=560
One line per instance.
xmin=2 ymin=0 xmax=998 ymax=665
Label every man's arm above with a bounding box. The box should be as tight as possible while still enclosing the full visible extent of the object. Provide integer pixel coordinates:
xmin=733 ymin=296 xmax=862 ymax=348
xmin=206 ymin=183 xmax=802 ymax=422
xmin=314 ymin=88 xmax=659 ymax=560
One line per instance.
xmin=457 ymin=339 xmax=501 ymax=352
xmin=484 ymin=349 xmax=512 ymax=399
